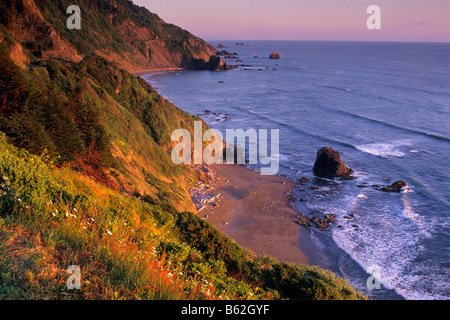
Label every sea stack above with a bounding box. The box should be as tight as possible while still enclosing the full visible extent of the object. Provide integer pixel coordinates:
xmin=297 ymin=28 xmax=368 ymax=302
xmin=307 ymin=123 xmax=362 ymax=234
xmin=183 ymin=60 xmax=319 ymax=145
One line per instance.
xmin=269 ymin=51 xmax=281 ymax=59
xmin=313 ymin=146 xmax=354 ymax=179
xmin=380 ymin=180 xmax=407 ymax=192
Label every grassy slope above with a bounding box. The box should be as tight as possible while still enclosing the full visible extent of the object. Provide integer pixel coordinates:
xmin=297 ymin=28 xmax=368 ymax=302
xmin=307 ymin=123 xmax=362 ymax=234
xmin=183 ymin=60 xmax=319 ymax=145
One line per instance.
xmin=0 ymin=133 xmax=366 ymax=300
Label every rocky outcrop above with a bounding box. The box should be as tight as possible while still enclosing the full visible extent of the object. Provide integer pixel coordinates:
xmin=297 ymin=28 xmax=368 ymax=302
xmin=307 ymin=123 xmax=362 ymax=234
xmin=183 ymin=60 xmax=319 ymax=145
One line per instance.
xmin=380 ymin=180 xmax=407 ymax=192
xmin=269 ymin=51 xmax=281 ymax=59
xmin=7 ymin=41 xmax=30 ymax=69
xmin=216 ymin=50 xmax=239 ymax=58
xmin=6 ymin=0 xmax=83 ymax=63
xmin=313 ymin=147 xmax=354 ymax=179
xmin=182 ymin=55 xmax=230 ymax=71
xmin=216 ymin=50 xmax=227 ymax=56
xmin=294 ymin=213 xmax=337 ymax=230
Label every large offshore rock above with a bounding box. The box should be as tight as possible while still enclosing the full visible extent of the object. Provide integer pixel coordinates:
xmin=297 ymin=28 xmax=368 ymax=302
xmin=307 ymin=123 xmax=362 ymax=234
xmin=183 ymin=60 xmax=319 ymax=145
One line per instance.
xmin=313 ymin=147 xmax=354 ymax=179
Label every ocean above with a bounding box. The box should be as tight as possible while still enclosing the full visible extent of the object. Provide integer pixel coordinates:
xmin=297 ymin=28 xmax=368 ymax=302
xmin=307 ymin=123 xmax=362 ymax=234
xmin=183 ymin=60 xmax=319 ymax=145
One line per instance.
xmin=141 ymin=41 xmax=450 ymax=300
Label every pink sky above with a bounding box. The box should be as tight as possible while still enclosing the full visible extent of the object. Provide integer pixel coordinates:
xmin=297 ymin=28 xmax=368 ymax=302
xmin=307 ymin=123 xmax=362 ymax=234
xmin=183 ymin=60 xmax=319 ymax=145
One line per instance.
xmin=133 ymin=0 xmax=450 ymax=42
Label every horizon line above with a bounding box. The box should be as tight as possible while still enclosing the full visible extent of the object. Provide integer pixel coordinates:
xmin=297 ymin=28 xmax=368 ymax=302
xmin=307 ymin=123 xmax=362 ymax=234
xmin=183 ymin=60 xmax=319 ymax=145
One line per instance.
xmin=206 ymin=39 xmax=450 ymax=44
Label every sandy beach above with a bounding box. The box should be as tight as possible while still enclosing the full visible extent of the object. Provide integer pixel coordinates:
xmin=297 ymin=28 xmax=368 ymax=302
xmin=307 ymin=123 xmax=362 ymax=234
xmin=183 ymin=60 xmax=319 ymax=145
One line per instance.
xmin=192 ymin=163 xmax=317 ymax=266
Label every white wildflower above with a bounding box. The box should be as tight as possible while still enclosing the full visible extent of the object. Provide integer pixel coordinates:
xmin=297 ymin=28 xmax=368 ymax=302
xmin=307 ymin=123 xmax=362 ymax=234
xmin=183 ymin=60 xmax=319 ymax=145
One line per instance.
xmin=65 ymin=212 xmax=77 ymax=219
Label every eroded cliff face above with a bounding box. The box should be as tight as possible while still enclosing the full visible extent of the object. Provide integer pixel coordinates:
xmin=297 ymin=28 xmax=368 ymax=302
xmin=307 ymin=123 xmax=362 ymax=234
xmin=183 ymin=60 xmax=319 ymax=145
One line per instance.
xmin=3 ymin=41 xmax=29 ymax=68
xmin=93 ymin=12 xmax=222 ymax=72
xmin=4 ymin=0 xmax=83 ymax=62
xmin=1 ymin=0 xmax=226 ymax=72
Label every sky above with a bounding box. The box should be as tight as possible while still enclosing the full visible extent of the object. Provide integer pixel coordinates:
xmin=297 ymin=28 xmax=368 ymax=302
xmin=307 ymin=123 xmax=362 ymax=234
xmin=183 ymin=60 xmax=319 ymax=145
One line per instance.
xmin=132 ymin=0 xmax=450 ymax=42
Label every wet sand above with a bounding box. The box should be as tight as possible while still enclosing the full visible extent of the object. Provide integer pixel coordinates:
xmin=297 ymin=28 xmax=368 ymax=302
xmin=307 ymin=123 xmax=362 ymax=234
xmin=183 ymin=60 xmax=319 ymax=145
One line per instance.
xmin=195 ymin=164 xmax=316 ymax=266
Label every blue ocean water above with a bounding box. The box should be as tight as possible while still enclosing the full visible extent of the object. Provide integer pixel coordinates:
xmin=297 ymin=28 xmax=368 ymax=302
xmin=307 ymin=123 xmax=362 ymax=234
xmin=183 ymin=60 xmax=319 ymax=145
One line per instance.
xmin=142 ymin=41 xmax=450 ymax=300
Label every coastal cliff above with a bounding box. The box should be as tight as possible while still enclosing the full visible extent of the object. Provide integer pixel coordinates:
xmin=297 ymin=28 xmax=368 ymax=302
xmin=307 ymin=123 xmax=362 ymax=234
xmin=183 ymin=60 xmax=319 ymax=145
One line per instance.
xmin=0 ymin=0 xmax=228 ymax=72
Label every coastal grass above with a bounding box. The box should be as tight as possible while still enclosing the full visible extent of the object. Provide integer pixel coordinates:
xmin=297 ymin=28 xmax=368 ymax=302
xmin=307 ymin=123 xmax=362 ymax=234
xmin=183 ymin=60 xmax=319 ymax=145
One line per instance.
xmin=0 ymin=134 xmax=366 ymax=300
xmin=0 ymin=134 xmax=237 ymax=299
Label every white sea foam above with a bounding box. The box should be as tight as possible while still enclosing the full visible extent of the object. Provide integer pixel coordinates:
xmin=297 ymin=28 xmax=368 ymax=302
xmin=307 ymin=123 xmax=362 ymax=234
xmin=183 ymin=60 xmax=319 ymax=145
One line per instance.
xmin=401 ymin=196 xmax=432 ymax=238
xmin=266 ymin=153 xmax=289 ymax=162
xmin=328 ymin=189 xmax=438 ymax=300
xmin=356 ymin=140 xmax=413 ymax=158
xmin=356 ymin=192 xmax=368 ymax=200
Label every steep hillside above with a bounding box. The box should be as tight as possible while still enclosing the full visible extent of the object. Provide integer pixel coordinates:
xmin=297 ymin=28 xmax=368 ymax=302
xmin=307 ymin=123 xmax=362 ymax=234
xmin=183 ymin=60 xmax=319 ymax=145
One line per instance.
xmin=0 ymin=0 xmax=228 ymax=72
xmin=0 ymin=132 xmax=366 ymax=300
xmin=0 ymin=36 xmax=204 ymax=213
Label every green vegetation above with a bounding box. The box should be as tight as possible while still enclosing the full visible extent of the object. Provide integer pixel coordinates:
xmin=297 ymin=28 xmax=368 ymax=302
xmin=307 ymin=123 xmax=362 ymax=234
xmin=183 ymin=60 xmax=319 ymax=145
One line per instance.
xmin=0 ymin=44 xmax=108 ymax=165
xmin=0 ymin=134 xmax=366 ymax=299
xmin=0 ymin=39 xmax=199 ymax=205
xmin=33 ymin=0 xmax=138 ymax=55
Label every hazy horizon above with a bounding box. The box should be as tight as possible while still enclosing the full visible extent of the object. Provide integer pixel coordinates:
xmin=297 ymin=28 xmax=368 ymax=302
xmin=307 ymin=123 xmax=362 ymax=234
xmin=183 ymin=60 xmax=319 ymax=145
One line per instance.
xmin=133 ymin=0 xmax=450 ymax=43
xmin=204 ymin=39 xmax=450 ymax=44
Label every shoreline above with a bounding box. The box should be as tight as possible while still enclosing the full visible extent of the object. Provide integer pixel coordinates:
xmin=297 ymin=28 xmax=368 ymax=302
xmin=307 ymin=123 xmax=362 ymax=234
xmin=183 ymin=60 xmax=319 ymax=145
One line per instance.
xmin=191 ymin=163 xmax=319 ymax=266
xmin=134 ymin=67 xmax=183 ymax=77
xmin=137 ymin=69 xmax=320 ymax=267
